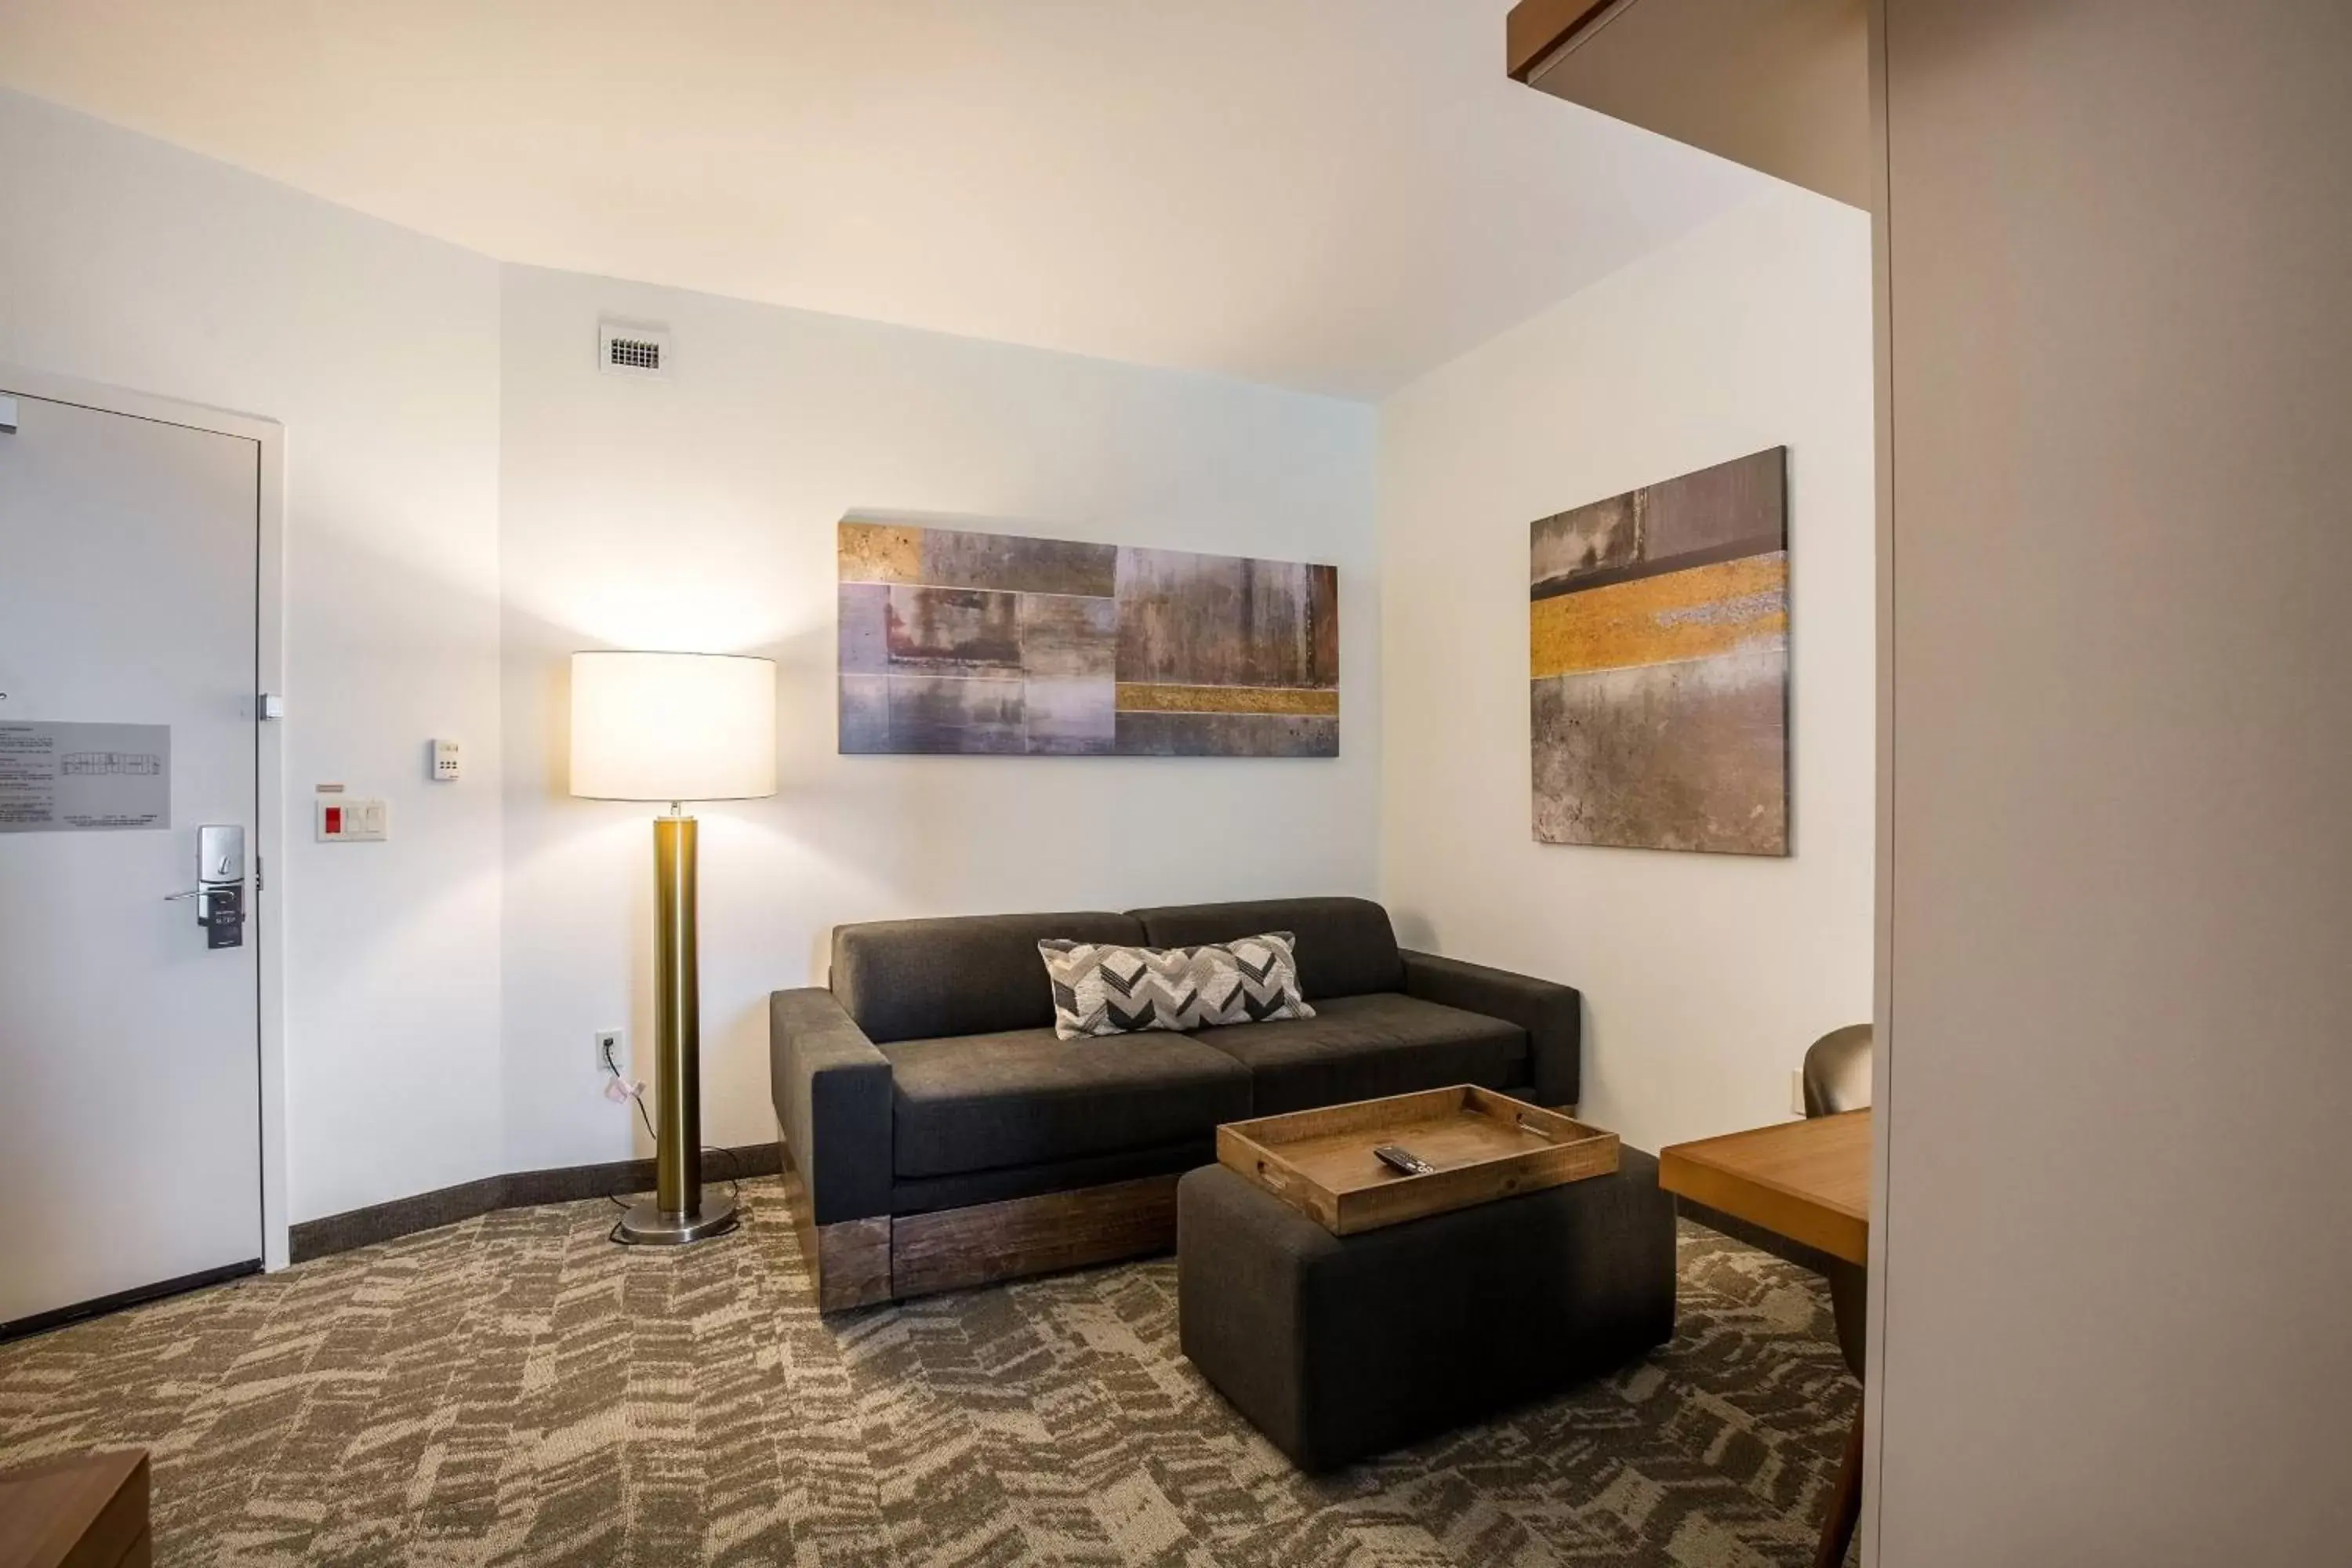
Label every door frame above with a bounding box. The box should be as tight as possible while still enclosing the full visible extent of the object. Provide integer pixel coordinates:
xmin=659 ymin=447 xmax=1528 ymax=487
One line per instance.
xmin=1 ymin=362 xmax=292 ymax=1271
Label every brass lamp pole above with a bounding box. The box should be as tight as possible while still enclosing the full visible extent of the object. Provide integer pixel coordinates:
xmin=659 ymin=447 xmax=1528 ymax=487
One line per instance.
xmin=570 ymin=650 xmax=777 ymax=1246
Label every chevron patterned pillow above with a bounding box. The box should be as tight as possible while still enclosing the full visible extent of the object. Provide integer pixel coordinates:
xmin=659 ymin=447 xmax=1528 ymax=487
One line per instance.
xmin=1038 ymin=932 xmax=1316 ymax=1040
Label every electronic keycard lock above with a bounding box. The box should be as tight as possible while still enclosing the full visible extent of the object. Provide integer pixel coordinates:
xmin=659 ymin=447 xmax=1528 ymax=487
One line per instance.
xmin=167 ymin=824 xmax=247 ymax=949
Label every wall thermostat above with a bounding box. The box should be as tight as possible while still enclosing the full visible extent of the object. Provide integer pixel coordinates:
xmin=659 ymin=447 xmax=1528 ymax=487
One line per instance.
xmin=432 ymin=738 xmax=463 ymax=782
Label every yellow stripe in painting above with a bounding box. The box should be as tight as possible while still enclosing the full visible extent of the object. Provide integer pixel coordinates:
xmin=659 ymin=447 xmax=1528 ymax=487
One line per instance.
xmin=838 ymin=521 xmax=923 ymax=583
xmin=1530 ymin=554 xmax=1786 ymax=679
xmin=1115 ymin=684 xmax=1339 ymax=717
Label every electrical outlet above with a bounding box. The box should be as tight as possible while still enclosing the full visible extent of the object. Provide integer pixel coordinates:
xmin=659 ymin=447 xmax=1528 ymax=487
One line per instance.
xmin=1790 ymin=1069 xmax=1807 ymax=1117
xmin=597 ymin=1029 xmax=625 ymax=1074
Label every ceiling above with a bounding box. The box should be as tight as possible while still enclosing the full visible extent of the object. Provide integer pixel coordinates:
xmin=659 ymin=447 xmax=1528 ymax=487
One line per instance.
xmin=0 ymin=0 xmax=1762 ymax=400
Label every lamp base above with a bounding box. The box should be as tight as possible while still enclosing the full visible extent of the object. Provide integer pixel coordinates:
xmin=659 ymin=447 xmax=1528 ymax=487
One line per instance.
xmin=612 ymin=1192 xmax=739 ymax=1247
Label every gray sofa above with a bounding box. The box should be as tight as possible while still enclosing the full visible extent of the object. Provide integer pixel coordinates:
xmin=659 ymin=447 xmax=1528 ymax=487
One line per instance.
xmin=770 ymin=895 xmax=1581 ymax=1309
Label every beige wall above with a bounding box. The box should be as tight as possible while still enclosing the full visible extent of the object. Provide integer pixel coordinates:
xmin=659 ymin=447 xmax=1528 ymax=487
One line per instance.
xmin=1872 ymin=2 xmax=2352 ymax=1561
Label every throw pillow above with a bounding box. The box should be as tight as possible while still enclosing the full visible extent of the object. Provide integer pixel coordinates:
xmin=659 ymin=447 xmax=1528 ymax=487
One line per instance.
xmin=1038 ymin=931 xmax=1315 ymax=1040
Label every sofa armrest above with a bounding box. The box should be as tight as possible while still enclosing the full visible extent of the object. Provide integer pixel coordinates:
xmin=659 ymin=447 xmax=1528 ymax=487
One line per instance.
xmin=1399 ymin=949 xmax=1582 ymax=1109
xmin=770 ymin=988 xmax=894 ymax=1226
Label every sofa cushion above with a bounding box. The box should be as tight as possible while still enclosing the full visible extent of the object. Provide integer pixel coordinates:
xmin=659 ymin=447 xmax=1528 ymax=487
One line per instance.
xmin=1190 ymin=992 xmax=1526 ymax=1116
xmin=890 ymin=1138 xmax=1214 ymax=1218
xmin=1128 ymin=896 xmax=1403 ymax=1000
xmin=880 ymin=1028 xmax=1254 ymax=1178
xmin=1040 ymin=931 xmax=1312 ymax=1038
xmin=833 ymin=911 xmax=1143 ymax=1044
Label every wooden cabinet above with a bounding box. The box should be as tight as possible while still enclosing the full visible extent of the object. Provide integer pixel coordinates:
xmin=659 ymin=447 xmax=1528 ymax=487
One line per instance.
xmin=0 ymin=1451 xmax=150 ymax=1568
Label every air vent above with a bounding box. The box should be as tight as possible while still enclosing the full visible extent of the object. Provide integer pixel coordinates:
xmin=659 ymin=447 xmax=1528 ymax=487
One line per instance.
xmin=597 ymin=320 xmax=672 ymax=379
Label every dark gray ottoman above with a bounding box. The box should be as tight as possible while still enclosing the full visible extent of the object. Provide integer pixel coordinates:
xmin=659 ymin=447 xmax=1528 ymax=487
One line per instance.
xmin=1177 ymin=1147 xmax=1676 ymax=1472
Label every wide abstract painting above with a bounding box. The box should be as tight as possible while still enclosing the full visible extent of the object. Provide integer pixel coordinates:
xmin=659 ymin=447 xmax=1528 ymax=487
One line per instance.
xmin=840 ymin=520 xmax=1338 ymax=757
xmin=1530 ymin=447 xmax=1788 ymax=855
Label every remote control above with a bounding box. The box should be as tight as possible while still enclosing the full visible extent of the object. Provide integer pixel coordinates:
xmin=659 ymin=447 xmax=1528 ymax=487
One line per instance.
xmin=1373 ymin=1144 xmax=1436 ymax=1177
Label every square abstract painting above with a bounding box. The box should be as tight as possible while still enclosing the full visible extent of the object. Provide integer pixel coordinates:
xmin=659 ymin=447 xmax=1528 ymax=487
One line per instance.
xmin=1530 ymin=448 xmax=1788 ymax=855
xmin=839 ymin=519 xmax=1338 ymax=757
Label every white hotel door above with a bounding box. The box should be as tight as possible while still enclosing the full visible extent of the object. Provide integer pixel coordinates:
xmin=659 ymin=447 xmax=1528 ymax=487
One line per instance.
xmin=0 ymin=387 xmax=264 ymax=1336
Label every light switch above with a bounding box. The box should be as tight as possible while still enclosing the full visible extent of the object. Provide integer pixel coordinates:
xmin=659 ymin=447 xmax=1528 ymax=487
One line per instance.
xmin=317 ymin=797 xmax=390 ymax=842
xmin=432 ymin=738 xmax=463 ymax=782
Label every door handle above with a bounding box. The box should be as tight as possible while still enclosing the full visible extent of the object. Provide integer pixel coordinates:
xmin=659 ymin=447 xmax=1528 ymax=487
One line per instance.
xmin=172 ymin=825 xmax=249 ymax=949
xmin=167 ymin=885 xmax=245 ymax=947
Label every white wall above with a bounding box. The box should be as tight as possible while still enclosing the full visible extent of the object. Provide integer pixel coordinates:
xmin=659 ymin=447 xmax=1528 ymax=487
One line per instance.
xmin=0 ymin=88 xmax=507 ymax=1224
xmin=7 ymin=79 xmax=1843 ymax=1223
xmin=0 ymin=83 xmax=1378 ymax=1219
xmin=497 ymin=267 xmax=1379 ymax=1168
xmin=1376 ymin=187 xmax=1875 ymax=1153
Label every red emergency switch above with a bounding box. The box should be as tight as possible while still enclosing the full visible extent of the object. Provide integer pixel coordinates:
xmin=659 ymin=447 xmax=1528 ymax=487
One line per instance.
xmin=325 ymin=806 xmax=343 ymax=835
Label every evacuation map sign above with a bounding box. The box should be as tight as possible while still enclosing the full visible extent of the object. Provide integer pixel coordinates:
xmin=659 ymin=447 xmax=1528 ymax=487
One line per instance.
xmin=0 ymin=721 xmax=171 ymax=832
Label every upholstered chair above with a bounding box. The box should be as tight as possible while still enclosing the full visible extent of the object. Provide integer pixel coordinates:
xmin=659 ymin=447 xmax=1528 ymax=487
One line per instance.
xmin=1801 ymin=1023 xmax=1870 ymax=1381
xmin=1802 ymin=1022 xmax=1871 ymax=1567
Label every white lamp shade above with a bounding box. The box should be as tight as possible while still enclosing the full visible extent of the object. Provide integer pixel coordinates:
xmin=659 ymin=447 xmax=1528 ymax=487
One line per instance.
xmin=569 ymin=651 xmax=778 ymax=801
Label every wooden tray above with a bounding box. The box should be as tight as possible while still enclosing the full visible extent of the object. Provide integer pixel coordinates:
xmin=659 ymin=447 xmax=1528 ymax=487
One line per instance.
xmin=1216 ymin=1085 xmax=1619 ymax=1236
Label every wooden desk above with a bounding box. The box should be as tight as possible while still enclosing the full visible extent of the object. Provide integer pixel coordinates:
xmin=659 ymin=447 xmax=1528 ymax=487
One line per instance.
xmin=0 ymin=1450 xmax=150 ymax=1568
xmin=1658 ymin=1108 xmax=1870 ymax=1265
xmin=1659 ymin=1110 xmax=1870 ymax=1568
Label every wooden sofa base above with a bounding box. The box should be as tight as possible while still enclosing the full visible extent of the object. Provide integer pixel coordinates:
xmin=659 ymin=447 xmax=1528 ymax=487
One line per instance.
xmin=786 ymin=1170 xmax=1181 ymax=1312
xmin=804 ymin=1214 xmax=895 ymax=1312
xmin=893 ymin=1174 xmax=1181 ymax=1299
xmin=782 ymin=1102 xmax=1576 ymax=1312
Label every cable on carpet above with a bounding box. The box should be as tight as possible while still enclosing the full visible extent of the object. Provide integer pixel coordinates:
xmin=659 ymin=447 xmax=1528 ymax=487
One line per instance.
xmin=598 ymin=1038 xmax=744 ymax=1231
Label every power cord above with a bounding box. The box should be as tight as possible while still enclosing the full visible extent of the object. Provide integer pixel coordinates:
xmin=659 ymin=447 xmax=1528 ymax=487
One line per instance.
xmin=600 ymin=1038 xmax=743 ymax=1225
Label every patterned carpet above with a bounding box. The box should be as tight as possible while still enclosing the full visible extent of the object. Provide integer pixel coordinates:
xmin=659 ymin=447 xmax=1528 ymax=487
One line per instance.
xmin=0 ymin=1178 xmax=1859 ymax=1566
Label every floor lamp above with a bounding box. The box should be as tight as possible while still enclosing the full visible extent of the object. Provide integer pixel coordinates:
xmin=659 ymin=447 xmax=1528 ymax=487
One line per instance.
xmin=570 ymin=649 xmax=777 ymax=1246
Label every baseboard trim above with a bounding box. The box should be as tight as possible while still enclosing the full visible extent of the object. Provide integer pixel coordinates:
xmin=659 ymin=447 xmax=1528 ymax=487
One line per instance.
xmin=283 ymin=1142 xmax=1842 ymax=1280
xmin=289 ymin=1142 xmax=784 ymax=1263
xmin=1675 ymin=1194 xmax=1845 ymax=1279
xmin=2 ymin=1259 xmax=263 ymax=1344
